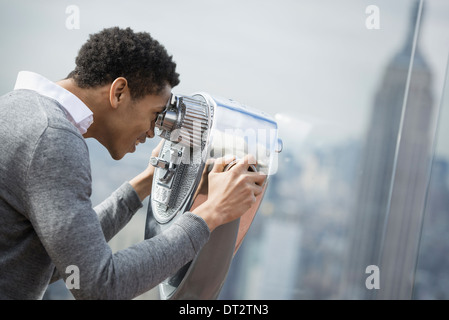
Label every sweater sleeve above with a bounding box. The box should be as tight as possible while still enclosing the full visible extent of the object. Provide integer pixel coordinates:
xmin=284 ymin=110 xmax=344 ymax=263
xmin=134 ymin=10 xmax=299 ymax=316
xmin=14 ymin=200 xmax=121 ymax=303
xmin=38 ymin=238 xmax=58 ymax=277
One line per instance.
xmin=25 ymin=127 xmax=210 ymax=299
xmin=93 ymin=182 xmax=143 ymax=242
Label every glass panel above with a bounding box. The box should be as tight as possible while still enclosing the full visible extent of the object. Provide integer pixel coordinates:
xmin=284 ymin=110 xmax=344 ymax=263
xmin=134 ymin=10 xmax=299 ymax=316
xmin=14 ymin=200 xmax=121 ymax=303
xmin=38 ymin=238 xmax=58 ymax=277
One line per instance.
xmin=413 ymin=38 xmax=449 ymax=300
xmin=221 ymin=0 xmax=425 ymax=300
xmin=220 ymin=0 xmax=449 ymax=300
xmin=373 ymin=0 xmax=449 ymax=299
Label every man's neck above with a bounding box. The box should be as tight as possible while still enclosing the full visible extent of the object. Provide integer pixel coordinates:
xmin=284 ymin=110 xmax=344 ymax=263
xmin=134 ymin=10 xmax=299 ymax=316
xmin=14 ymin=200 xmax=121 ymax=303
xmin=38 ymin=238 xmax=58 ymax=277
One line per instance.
xmin=55 ymin=78 xmax=108 ymax=139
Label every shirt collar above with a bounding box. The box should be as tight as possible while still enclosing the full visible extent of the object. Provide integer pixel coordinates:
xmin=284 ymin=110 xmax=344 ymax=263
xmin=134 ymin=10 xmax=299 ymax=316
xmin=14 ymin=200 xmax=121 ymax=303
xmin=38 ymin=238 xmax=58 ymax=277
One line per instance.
xmin=14 ymin=71 xmax=93 ymax=135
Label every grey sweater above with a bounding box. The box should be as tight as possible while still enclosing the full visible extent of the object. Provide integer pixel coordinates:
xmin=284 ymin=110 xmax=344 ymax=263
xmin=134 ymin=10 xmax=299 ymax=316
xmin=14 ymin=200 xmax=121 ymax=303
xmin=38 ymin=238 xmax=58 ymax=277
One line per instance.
xmin=0 ymin=89 xmax=210 ymax=299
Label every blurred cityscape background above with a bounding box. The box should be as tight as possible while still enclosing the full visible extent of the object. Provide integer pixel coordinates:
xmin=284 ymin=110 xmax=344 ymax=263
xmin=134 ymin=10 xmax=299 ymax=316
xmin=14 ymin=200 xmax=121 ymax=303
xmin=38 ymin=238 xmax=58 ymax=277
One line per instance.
xmin=1 ymin=0 xmax=448 ymax=299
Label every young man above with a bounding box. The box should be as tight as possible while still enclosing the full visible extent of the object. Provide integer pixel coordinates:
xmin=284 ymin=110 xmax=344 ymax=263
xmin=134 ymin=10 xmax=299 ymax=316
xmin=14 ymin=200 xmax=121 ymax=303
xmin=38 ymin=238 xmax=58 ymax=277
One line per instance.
xmin=0 ymin=27 xmax=265 ymax=299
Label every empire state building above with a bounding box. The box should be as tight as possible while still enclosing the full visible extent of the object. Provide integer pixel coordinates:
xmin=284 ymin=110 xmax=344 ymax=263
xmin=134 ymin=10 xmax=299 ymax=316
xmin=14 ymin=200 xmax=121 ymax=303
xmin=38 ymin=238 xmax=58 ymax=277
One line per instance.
xmin=343 ymin=2 xmax=434 ymax=299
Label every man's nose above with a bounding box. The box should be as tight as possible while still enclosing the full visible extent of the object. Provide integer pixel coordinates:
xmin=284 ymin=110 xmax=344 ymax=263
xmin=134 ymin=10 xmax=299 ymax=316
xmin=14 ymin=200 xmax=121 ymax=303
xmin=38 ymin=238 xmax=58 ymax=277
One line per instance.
xmin=146 ymin=128 xmax=155 ymax=139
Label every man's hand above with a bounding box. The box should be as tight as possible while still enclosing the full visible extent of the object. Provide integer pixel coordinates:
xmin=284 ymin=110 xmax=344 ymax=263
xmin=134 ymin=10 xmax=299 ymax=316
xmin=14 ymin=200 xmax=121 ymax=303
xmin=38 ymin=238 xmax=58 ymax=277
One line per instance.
xmin=129 ymin=140 xmax=164 ymax=201
xmin=192 ymin=154 xmax=267 ymax=232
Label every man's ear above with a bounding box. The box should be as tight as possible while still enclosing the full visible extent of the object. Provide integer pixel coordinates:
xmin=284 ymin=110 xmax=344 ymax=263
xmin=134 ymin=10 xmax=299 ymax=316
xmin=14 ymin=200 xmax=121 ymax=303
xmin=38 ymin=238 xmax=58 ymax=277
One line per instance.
xmin=109 ymin=77 xmax=129 ymax=109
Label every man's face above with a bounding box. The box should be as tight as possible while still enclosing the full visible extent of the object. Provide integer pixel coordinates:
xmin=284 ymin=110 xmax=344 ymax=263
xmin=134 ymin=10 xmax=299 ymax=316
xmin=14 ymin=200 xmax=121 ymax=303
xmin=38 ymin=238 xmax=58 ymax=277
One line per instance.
xmin=107 ymin=84 xmax=172 ymax=160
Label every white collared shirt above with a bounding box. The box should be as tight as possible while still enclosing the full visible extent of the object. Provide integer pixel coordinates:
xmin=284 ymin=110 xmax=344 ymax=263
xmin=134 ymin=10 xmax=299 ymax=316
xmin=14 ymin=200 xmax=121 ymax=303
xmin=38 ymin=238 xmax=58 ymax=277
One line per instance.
xmin=14 ymin=71 xmax=93 ymax=135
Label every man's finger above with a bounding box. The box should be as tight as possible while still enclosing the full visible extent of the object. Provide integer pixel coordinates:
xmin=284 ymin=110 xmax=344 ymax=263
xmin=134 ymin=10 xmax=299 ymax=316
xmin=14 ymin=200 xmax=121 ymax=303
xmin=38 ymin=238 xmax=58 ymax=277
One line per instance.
xmin=210 ymin=155 xmax=236 ymax=173
xmin=233 ymin=154 xmax=257 ymax=172
xmin=249 ymin=171 xmax=267 ymax=186
xmin=251 ymin=183 xmax=264 ymax=197
xmin=151 ymin=139 xmax=164 ymax=157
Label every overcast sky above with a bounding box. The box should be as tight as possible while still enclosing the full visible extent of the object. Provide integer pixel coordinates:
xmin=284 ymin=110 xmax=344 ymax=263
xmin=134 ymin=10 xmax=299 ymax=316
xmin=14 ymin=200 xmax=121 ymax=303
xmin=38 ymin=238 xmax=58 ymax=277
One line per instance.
xmin=1 ymin=0 xmax=448 ymax=161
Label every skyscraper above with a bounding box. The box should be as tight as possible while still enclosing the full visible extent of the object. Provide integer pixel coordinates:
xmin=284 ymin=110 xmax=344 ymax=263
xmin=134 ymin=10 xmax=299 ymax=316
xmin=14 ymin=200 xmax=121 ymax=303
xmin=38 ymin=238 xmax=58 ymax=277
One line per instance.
xmin=342 ymin=1 xmax=434 ymax=299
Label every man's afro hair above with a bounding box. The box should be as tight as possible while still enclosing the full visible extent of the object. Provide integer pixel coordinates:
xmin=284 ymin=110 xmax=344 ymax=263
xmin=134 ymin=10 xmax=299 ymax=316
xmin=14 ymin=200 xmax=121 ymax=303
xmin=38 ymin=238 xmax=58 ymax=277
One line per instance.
xmin=67 ymin=27 xmax=180 ymax=99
